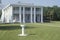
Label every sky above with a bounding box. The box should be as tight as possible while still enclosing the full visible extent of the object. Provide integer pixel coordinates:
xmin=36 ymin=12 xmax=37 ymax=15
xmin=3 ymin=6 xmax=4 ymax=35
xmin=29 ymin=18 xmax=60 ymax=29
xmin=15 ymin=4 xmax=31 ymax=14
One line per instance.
xmin=1 ymin=0 xmax=60 ymax=7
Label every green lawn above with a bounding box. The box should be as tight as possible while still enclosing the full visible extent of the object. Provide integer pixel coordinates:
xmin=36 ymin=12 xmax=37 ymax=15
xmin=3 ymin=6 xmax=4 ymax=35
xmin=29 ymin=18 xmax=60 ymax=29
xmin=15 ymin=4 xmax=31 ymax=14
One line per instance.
xmin=0 ymin=21 xmax=60 ymax=40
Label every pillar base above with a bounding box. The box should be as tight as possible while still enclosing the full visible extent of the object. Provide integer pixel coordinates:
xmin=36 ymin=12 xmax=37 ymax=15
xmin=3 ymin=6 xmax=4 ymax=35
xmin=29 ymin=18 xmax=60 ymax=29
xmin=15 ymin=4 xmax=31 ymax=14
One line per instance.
xmin=18 ymin=34 xmax=28 ymax=36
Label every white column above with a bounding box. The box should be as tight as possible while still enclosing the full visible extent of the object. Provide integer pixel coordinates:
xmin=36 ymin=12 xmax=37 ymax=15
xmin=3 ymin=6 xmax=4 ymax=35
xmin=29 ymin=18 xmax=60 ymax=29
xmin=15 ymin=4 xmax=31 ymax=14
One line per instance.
xmin=34 ymin=7 xmax=36 ymax=23
xmin=1 ymin=10 xmax=5 ymax=23
xmin=41 ymin=7 xmax=43 ymax=23
xmin=23 ymin=7 xmax=25 ymax=23
xmin=19 ymin=6 xmax=21 ymax=23
xmin=31 ymin=7 xmax=33 ymax=23
xmin=10 ymin=6 xmax=13 ymax=23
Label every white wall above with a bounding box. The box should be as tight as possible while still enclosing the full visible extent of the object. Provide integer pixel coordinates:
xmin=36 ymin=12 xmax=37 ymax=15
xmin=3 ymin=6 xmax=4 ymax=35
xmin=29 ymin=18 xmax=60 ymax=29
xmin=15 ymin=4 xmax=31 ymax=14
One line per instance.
xmin=1 ymin=9 xmax=5 ymax=23
xmin=1 ymin=6 xmax=13 ymax=23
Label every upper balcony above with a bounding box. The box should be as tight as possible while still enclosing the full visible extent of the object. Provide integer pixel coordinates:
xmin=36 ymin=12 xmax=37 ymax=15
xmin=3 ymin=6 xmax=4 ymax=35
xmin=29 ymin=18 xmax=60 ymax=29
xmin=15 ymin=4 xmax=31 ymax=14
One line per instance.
xmin=36 ymin=11 xmax=41 ymax=14
xmin=13 ymin=10 xmax=41 ymax=14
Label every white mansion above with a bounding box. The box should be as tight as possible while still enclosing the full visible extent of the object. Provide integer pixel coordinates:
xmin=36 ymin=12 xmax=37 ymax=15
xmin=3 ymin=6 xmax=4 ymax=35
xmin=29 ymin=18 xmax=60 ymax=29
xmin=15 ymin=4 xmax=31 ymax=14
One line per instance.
xmin=1 ymin=3 xmax=43 ymax=23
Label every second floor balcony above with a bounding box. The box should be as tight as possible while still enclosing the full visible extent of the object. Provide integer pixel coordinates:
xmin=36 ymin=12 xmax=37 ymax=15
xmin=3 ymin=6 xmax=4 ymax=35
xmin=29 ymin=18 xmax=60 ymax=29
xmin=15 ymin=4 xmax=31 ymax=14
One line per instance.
xmin=13 ymin=10 xmax=41 ymax=14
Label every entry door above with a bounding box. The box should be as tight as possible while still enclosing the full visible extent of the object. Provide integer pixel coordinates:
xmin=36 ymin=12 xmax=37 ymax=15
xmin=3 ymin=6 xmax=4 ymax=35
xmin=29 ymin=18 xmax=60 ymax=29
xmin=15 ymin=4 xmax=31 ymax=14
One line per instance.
xmin=25 ymin=14 xmax=30 ymax=23
xmin=36 ymin=14 xmax=40 ymax=22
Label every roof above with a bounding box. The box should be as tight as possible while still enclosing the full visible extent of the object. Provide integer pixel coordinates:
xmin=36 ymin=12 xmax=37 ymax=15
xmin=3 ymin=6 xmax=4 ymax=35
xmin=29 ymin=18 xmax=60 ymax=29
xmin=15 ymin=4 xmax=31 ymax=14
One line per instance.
xmin=3 ymin=2 xmax=43 ymax=10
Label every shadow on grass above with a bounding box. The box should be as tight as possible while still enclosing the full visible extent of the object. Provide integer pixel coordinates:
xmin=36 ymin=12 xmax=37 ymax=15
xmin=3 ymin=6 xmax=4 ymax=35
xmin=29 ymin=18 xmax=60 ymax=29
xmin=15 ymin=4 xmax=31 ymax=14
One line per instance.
xmin=28 ymin=34 xmax=36 ymax=36
xmin=0 ymin=26 xmax=37 ymax=30
xmin=0 ymin=26 xmax=20 ymax=30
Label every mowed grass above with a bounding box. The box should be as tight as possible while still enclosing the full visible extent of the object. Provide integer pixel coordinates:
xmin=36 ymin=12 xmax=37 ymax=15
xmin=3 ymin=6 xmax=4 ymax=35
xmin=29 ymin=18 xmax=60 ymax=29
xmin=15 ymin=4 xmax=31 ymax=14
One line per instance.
xmin=0 ymin=21 xmax=60 ymax=40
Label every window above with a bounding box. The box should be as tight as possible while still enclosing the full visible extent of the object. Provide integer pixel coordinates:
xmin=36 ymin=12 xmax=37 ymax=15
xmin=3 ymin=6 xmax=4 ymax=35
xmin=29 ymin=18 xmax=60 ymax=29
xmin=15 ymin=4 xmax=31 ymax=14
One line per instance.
xmin=36 ymin=8 xmax=40 ymax=11
xmin=13 ymin=7 xmax=19 ymax=10
xmin=25 ymin=7 xmax=30 ymax=11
